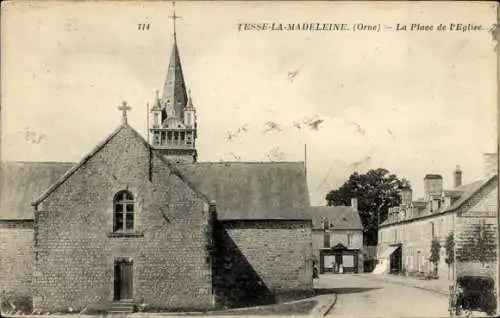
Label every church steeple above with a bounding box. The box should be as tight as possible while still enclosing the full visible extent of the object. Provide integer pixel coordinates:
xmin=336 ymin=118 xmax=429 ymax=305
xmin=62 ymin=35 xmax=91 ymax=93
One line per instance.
xmin=148 ymin=2 xmax=197 ymax=164
xmin=161 ymin=37 xmax=187 ymax=119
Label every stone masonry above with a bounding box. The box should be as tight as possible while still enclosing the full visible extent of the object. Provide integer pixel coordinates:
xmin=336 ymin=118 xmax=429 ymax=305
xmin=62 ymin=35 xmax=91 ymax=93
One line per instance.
xmin=455 ymin=175 xmax=498 ymax=280
xmin=0 ymin=221 xmax=34 ymax=309
xmin=33 ymin=126 xmax=213 ymax=313
xmin=213 ymin=220 xmax=313 ymax=308
xmin=378 ymin=213 xmax=455 ymax=278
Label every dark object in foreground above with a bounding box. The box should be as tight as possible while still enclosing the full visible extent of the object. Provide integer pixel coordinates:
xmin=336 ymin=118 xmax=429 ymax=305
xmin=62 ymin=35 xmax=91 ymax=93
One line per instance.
xmin=452 ymin=270 xmax=496 ymax=316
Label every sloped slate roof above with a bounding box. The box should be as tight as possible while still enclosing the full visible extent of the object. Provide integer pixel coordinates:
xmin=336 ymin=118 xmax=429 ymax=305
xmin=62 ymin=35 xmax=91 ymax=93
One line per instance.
xmin=309 ymin=206 xmax=363 ymax=230
xmin=2 ymin=125 xmax=311 ymax=221
xmin=379 ymin=176 xmax=496 ymax=227
xmin=30 ymin=124 xmax=210 ymax=207
xmin=0 ymin=161 xmax=74 ymax=219
xmin=177 ymin=162 xmax=311 ymax=220
xmin=444 ymin=179 xmax=489 ymax=212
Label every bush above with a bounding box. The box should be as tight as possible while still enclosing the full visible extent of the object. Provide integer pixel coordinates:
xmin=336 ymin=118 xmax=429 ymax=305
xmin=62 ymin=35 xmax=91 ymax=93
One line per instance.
xmin=430 ymin=237 xmax=441 ymax=276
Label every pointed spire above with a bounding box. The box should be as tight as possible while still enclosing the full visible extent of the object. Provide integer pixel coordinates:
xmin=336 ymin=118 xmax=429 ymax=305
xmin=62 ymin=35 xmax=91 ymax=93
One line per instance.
xmin=186 ymin=89 xmax=194 ymax=110
xmin=151 ymin=90 xmax=162 ymax=111
xmin=162 ymin=1 xmax=187 ymax=119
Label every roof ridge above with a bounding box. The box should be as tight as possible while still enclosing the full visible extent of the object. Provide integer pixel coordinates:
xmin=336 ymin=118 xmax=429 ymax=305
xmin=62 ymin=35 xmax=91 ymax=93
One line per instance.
xmin=450 ymin=174 xmax=497 ymax=213
xmin=380 ymin=174 xmax=498 ymax=228
xmin=310 ymin=205 xmax=351 ymax=209
xmin=2 ymin=161 xmax=76 ymax=165
xmin=31 ymin=123 xmax=212 ymax=207
xmin=177 ymin=161 xmax=305 ymax=165
xmin=152 ymin=154 xmax=211 ymax=203
xmin=125 ymin=128 xmax=211 ymax=202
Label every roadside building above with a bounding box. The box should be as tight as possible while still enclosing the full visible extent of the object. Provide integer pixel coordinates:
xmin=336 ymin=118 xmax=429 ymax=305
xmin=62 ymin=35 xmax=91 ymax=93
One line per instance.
xmin=454 ymin=153 xmax=498 ymax=280
xmin=376 ymin=154 xmax=498 ymax=286
xmin=311 ymin=199 xmax=364 ymax=274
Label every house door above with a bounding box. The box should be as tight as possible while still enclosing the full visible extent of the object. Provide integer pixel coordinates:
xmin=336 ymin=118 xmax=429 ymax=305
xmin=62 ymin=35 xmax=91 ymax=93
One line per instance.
xmin=389 ymin=246 xmax=402 ymax=274
xmin=335 ymin=254 xmax=342 ymax=265
xmin=114 ymin=260 xmax=133 ymax=300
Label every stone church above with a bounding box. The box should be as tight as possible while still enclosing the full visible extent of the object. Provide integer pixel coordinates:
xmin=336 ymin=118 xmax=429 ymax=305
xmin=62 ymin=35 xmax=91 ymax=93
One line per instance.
xmin=0 ymin=31 xmax=314 ymax=314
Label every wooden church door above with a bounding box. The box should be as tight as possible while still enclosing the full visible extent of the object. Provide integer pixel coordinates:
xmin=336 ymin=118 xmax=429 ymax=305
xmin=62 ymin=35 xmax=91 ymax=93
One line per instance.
xmin=114 ymin=259 xmax=133 ymax=300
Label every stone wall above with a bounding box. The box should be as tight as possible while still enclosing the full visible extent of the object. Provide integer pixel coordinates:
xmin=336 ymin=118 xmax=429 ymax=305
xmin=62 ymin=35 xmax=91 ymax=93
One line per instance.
xmin=33 ymin=127 xmax=213 ymax=313
xmin=455 ymin=177 xmax=497 ymax=281
xmin=378 ymin=212 xmax=455 ymax=279
xmin=0 ymin=221 xmax=34 ymax=312
xmin=213 ymin=220 xmax=313 ymax=309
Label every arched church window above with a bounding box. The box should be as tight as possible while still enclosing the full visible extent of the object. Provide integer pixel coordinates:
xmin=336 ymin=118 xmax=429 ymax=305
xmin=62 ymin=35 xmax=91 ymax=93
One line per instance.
xmin=114 ymin=190 xmax=135 ymax=232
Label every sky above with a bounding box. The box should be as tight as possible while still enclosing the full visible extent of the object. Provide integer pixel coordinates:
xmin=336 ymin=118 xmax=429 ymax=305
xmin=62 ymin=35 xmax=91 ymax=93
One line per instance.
xmin=1 ymin=1 xmax=497 ymax=205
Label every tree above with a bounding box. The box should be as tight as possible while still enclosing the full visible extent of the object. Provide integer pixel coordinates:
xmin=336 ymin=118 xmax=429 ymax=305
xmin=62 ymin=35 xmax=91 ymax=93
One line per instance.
xmin=457 ymin=220 xmax=496 ymax=267
xmin=444 ymin=232 xmax=454 ymax=280
xmin=325 ymin=168 xmax=411 ymax=245
xmin=429 ymin=237 xmax=441 ymax=277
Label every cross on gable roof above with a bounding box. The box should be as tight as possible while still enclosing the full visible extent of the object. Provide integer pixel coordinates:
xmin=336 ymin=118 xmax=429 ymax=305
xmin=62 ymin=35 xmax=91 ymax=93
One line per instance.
xmin=2 ymin=124 xmax=311 ymax=222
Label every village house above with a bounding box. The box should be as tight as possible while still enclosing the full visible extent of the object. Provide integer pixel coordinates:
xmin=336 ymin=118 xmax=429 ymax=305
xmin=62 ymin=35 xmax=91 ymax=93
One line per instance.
xmin=310 ymin=199 xmax=364 ymax=274
xmin=0 ymin=32 xmax=314 ymax=314
xmin=376 ymin=154 xmax=498 ymax=286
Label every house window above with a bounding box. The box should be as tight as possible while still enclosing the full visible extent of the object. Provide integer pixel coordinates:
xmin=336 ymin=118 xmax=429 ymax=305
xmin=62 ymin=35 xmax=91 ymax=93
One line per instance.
xmin=323 ymin=232 xmax=330 ymax=248
xmin=114 ymin=190 xmax=135 ymax=232
xmin=347 ymin=233 xmax=353 ymax=246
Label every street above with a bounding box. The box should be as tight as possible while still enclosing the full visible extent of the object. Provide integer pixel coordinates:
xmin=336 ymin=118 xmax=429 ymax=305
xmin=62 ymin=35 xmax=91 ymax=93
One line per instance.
xmin=316 ymin=274 xmax=450 ymax=317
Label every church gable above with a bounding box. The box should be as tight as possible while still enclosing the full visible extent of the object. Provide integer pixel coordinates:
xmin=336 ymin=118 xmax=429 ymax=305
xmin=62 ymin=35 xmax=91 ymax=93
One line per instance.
xmin=33 ymin=124 xmax=208 ymax=210
xmin=33 ymin=124 xmax=153 ymax=209
xmin=32 ymin=123 xmax=214 ymax=311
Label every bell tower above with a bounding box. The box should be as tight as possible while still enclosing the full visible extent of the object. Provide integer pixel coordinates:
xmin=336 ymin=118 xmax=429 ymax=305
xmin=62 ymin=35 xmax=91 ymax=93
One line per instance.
xmin=148 ymin=3 xmax=197 ymax=163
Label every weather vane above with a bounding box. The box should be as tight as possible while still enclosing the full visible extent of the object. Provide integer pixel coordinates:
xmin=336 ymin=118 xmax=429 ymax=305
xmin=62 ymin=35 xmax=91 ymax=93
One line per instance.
xmin=169 ymin=0 xmax=182 ymax=39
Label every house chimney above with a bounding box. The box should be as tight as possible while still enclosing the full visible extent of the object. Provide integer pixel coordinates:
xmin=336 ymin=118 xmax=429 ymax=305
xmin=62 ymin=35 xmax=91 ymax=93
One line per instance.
xmin=424 ymin=174 xmax=443 ymax=199
xmin=351 ymin=198 xmax=358 ymax=211
xmin=400 ymin=187 xmax=412 ymax=206
xmin=483 ymin=153 xmax=498 ymax=178
xmin=453 ymin=165 xmax=462 ymax=188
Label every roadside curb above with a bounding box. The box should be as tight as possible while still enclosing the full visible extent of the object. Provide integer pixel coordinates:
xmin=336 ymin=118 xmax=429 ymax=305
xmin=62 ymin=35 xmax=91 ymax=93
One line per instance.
xmin=311 ymin=293 xmax=337 ymax=317
xmin=321 ymin=294 xmax=337 ymax=316
xmin=360 ymin=274 xmax=448 ymax=296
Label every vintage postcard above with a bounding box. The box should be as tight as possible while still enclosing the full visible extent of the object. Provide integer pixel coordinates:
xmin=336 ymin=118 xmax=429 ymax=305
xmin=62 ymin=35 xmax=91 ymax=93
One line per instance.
xmin=0 ymin=1 xmax=498 ymax=317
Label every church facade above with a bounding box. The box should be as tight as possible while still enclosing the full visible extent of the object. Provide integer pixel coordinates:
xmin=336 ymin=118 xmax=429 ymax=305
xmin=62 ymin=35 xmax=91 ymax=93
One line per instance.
xmin=0 ymin=32 xmax=314 ymax=314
